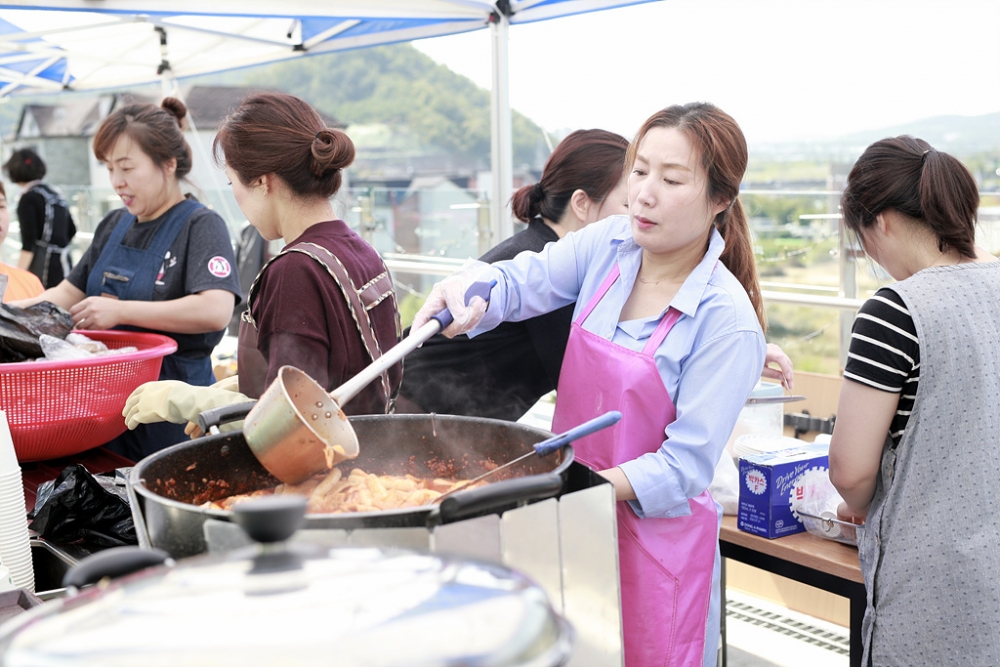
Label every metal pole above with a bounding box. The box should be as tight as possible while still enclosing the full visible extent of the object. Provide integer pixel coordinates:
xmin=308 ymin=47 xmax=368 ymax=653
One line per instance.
xmin=477 ymin=195 xmax=492 ymax=257
xmin=359 ymin=189 xmax=374 ymax=245
xmin=832 ymin=171 xmax=857 ymax=371
xmin=489 ymin=10 xmax=513 ymax=246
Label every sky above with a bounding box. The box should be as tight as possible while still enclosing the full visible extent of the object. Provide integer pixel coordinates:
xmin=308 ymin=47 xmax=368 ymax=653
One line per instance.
xmin=413 ymin=0 xmax=1000 ymax=146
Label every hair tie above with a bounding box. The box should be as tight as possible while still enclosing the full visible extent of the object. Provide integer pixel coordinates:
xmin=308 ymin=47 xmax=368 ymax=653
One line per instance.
xmin=920 ymin=149 xmax=931 ymax=165
xmin=532 ymin=182 xmax=544 ymax=200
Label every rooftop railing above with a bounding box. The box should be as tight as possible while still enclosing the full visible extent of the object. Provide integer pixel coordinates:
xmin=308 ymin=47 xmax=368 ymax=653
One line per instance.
xmin=4 ymin=184 xmax=997 ymax=376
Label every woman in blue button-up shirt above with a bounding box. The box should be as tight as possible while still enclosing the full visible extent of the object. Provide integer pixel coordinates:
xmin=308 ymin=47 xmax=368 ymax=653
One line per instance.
xmin=415 ymin=102 xmax=767 ymax=666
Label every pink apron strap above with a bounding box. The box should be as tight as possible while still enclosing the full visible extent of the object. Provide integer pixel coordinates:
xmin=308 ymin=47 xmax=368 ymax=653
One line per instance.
xmin=576 ymin=264 xmax=620 ymax=325
xmin=577 ymin=263 xmax=682 ymax=357
xmin=642 ymin=307 xmax=682 ymax=356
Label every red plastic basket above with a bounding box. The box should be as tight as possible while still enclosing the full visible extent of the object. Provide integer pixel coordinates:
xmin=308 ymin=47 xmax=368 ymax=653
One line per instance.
xmin=0 ymin=330 xmax=177 ymax=462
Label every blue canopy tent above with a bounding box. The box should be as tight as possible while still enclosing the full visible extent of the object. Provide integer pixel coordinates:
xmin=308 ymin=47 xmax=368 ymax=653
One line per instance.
xmin=0 ymin=0 xmax=658 ymax=240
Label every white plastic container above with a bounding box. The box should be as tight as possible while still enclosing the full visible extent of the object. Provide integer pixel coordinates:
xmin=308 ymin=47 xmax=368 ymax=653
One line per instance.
xmin=725 ymin=380 xmax=785 ymax=457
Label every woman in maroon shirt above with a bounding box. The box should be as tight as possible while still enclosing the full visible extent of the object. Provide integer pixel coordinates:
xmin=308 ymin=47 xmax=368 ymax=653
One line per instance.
xmin=124 ymin=93 xmax=401 ymax=434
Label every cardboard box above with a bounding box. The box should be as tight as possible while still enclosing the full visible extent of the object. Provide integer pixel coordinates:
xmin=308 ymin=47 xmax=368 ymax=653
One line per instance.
xmin=738 ymin=444 xmax=830 ymax=539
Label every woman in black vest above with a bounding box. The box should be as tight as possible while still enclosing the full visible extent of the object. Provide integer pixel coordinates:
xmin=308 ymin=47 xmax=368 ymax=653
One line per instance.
xmin=2 ymin=148 xmax=76 ymax=288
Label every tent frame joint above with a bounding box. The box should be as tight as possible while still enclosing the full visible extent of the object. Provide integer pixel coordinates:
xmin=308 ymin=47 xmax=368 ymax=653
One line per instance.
xmin=491 ymin=0 xmax=513 ymax=22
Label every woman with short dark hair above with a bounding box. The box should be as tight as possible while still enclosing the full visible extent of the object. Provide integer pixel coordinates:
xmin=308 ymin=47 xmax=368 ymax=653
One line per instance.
xmin=2 ymin=147 xmax=76 ymax=288
xmin=829 ymin=136 xmax=1000 ymax=666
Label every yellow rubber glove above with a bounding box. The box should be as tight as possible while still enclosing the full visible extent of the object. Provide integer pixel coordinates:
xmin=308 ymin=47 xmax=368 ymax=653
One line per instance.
xmin=122 ymin=380 xmax=251 ymax=431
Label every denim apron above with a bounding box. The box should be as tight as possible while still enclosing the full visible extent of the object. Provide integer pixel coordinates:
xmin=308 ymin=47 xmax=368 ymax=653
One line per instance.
xmin=93 ymin=199 xmax=213 ymax=460
xmin=552 ymin=264 xmax=718 ymax=667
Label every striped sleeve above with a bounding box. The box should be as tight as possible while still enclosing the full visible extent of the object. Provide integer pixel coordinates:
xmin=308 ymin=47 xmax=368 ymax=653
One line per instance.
xmin=843 ymin=288 xmax=919 ymax=393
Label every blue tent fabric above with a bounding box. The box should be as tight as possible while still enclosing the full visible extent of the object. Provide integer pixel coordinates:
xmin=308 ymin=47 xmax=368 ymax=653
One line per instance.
xmin=0 ymin=0 xmax=657 ymax=236
xmin=0 ymin=1 xmax=655 ymax=95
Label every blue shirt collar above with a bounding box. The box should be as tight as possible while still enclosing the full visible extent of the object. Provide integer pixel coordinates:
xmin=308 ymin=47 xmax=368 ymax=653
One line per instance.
xmin=672 ymin=227 xmax=726 ymax=317
xmin=612 ymin=223 xmax=727 ymax=319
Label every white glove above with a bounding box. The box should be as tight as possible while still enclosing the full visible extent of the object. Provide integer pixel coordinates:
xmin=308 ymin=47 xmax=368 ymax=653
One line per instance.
xmin=411 ymin=260 xmax=493 ymax=338
xmin=123 ymin=380 xmax=251 ymax=431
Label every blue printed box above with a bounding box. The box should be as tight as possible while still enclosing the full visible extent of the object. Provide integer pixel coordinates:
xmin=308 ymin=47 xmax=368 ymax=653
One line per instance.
xmin=737 ymin=444 xmax=829 ymax=539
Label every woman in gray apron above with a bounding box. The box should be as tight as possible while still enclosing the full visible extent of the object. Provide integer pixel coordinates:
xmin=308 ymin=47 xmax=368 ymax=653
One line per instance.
xmin=12 ymin=98 xmax=241 ymax=461
xmin=122 ymin=92 xmax=401 ymax=438
xmin=2 ymin=148 xmax=76 ymax=288
xmin=830 ymin=137 xmax=1000 ymax=666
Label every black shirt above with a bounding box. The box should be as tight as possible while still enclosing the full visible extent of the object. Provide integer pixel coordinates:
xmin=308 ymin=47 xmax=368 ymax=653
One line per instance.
xmin=68 ymin=201 xmax=242 ymax=358
xmin=399 ymin=218 xmax=571 ymax=421
xmin=17 ymin=183 xmax=76 ymax=287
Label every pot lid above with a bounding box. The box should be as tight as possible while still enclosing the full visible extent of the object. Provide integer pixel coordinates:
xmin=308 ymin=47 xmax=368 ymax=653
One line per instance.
xmin=0 ymin=504 xmax=572 ymax=667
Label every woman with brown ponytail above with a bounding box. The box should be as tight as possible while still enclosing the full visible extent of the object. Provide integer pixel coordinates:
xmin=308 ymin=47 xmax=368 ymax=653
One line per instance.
xmin=829 ymin=137 xmax=999 ymax=666
xmin=412 ymin=102 xmax=767 ymax=666
xmin=397 ymin=129 xmax=630 ymax=420
xmin=123 ymin=93 xmax=401 ymax=444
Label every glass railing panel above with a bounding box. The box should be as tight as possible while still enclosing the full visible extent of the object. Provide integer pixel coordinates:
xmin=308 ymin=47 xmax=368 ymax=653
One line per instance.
xmin=5 ymin=184 xmax=995 ymax=376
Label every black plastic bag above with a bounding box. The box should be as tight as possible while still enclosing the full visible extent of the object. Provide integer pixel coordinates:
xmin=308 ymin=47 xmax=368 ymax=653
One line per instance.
xmin=28 ymin=464 xmax=137 ymax=548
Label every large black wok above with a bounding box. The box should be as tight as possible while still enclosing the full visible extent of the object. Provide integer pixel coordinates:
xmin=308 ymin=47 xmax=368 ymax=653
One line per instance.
xmin=129 ymin=414 xmax=575 ymax=558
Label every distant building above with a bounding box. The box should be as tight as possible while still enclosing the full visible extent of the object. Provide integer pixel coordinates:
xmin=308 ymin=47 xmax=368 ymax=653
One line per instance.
xmin=6 ymin=95 xmax=114 ymax=187
xmin=2 ymin=86 xmax=541 ymax=268
xmin=2 ymin=85 xmax=343 ymax=236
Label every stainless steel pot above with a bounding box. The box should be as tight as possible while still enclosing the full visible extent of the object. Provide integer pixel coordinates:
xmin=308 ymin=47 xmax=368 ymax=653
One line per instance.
xmin=0 ymin=497 xmax=574 ymax=667
xmin=129 ymin=414 xmax=574 ymax=559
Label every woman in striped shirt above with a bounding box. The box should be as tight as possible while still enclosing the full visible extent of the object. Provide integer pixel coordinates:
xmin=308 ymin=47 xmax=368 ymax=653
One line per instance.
xmin=829 ymin=136 xmax=1000 ymax=666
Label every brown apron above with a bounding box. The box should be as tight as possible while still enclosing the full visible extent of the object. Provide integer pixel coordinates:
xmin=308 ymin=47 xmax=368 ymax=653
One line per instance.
xmin=237 ymin=240 xmax=400 ymax=411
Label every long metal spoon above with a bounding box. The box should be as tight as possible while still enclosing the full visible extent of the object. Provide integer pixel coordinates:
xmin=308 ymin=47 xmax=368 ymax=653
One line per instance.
xmin=435 ymin=410 xmax=623 ymax=503
xmin=744 ymin=395 xmax=807 ymax=405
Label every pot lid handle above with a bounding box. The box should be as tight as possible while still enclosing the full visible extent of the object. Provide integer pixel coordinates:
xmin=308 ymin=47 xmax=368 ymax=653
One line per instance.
xmin=62 ymin=546 xmax=171 ymax=589
xmin=232 ymin=495 xmax=307 ymax=544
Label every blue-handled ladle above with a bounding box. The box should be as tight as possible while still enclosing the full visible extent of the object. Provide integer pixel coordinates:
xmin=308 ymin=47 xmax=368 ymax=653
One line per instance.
xmin=434 ymin=410 xmax=623 ymax=503
xmin=241 ymin=280 xmax=497 ymax=485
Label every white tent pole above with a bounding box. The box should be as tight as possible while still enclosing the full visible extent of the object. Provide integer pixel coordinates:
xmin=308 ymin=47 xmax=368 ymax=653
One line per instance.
xmin=489 ymin=9 xmax=513 ymax=245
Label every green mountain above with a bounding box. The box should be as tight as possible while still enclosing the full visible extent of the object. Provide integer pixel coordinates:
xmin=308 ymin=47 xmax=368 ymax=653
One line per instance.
xmin=753 ymin=112 xmax=1000 ymax=162
xmin=226 ymin=43 xmax=550 ymax=171
xmin=838 ymin=113 xmax=1000 ymax=154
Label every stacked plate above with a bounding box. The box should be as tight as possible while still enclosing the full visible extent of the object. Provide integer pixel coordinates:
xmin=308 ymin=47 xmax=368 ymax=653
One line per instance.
xmin=0 ymin=410 xmax=34 ymax=592
xmin=733 ymin=433 xmax=814 ymax=460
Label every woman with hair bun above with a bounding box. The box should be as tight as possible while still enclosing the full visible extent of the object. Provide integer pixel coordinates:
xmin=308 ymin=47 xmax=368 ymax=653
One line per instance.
xmin=124 ymin=92 xmax=401 ymax=440
xmin=829 ymin=136 xmax=999 ymax=666
xmin=412 ymin=103 xmax=769 ymax=665
xmin=397 ymin=129 xmax=630 ymax=420
xmin=12 ymin=97 xmax=242 ymax=460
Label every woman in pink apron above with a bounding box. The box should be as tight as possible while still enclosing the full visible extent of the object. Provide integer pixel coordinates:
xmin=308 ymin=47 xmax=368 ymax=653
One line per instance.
xmin=414 ymin=103 xmax=767 ymax=666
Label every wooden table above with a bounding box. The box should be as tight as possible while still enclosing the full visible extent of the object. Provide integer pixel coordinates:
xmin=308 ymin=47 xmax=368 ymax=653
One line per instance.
xmin=719 ymin=515 xmax=865 ymax=667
